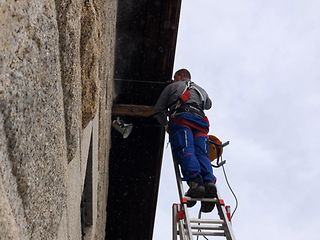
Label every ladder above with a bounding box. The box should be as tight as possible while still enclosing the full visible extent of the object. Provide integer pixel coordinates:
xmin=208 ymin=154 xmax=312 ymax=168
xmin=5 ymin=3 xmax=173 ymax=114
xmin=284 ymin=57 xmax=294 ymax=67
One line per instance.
xmin=171 ymin=146 xmax=236 ymax=240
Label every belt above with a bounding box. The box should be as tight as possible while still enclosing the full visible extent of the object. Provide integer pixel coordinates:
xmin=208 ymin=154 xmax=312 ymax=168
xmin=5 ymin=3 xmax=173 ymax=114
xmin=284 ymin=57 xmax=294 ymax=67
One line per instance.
xmin=173 ymin=104 xmax=205 ymax=118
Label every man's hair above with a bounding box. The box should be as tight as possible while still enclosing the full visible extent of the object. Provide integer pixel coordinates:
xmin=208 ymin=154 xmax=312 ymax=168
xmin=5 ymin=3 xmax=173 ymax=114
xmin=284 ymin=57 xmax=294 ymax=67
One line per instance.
xmin=175 ymin=68 xmax=191 ymax=80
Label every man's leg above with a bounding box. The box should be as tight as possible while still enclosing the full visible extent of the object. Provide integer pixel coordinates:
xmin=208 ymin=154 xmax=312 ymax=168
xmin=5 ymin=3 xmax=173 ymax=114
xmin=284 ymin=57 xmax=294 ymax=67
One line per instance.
xmin=194 ymin=135 xmax=216 ymax=183
xmin=169 ymin=124 xmax=201 ymax=182
xmin=169 ymin=123 xmax=205 ymax=203
xmin=194 ymin=135 xmax=217 ymax=212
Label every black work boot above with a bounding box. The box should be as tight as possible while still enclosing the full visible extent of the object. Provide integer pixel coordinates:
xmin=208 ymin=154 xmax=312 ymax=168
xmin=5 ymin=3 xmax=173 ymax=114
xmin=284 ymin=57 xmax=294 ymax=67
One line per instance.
xmin=201 ymin=181 xmax=217 ymax=213
xmin=185 ymin=180 xmax=205 ymax=208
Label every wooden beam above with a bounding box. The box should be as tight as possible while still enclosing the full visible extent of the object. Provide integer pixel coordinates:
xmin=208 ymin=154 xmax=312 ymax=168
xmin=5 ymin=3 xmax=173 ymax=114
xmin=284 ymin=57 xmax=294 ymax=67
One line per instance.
xmin=112 ymin=104 xmax=157 ymax=117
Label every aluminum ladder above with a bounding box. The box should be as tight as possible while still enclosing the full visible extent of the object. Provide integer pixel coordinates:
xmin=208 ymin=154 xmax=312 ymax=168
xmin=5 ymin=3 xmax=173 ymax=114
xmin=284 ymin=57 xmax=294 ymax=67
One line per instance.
xmin=171 ymin=149 xmax=236 ymax=240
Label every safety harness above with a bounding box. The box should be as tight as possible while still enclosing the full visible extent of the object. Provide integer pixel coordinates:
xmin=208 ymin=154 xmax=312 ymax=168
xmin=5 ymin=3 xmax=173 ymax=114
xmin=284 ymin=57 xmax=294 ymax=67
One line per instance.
xmin=169 ymin=81 xmax=206 ymax=118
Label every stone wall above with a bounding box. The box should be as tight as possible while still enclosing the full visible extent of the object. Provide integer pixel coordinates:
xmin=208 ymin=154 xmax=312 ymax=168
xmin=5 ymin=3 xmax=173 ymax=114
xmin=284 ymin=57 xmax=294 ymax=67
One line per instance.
xmin=0 ymin=0 xmax=117 ymax=239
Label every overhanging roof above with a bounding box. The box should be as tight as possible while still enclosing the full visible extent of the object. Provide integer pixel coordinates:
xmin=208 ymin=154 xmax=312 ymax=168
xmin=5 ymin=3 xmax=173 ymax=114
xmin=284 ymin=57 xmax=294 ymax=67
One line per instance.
xmin=106 ymin=0 xmax=182 ymax=239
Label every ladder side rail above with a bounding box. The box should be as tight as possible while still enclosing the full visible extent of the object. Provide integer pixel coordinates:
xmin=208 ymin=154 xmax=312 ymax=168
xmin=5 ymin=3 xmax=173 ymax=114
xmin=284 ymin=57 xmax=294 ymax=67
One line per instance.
xmin=172 ymin=204 xmax=178 ymax=240
xmin=173 ymin=203 xmax=189 ymax=240
xmin=181 ymin=202 xmax=193 ymax=240
xmin=177 ymin=204 xmax=188 ymax=240
xmin=178 ymin=220 xmax=186 ymax=240
xmin=172 ymin=152 xmax=193 ymax=240
xmin=172 ymin=155 xmax=185 ymax=200
xmin=216 ymin=192 xmax=237 ymax=240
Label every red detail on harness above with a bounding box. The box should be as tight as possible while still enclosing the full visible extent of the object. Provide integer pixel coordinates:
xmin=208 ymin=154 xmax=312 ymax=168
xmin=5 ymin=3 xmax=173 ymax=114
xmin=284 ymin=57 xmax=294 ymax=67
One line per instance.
xmin=171 ymin=118 xmax=209 ymax=135
xmin=180 ymin=90 xmax=191 ymax=103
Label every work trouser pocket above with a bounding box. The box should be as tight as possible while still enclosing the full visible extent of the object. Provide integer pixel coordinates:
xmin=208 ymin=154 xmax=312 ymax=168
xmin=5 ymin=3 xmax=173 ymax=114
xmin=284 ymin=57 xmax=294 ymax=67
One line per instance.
xmin=194 ymin=135 xmax=208 ymax=156
xmin=170 ymin=129 xmax=188 ymax=158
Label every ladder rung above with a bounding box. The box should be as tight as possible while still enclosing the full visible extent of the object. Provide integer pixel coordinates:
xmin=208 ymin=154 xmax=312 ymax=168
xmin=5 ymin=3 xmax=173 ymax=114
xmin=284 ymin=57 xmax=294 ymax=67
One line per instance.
xmin=184 ymin=196 xmax=218 ymax=202
xmin=190 ymin=218 xmax=224 ymax=224
xmin=191 ymin=231 xmax=226 ymax=237
xmin=177 ymin=230 xmax=226 ymax=237
xmin=190 ymin=224 xmax=224 ymax=231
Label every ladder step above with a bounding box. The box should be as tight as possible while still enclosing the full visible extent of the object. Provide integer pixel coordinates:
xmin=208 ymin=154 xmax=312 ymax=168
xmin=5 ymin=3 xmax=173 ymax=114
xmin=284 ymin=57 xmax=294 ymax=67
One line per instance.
xmin=184 ymin=196 xmax=219 ymax=202
xmin=190 ymin=224 xmax=224 ymax=231
xmin=190 ymin=218 xmax=224 ymax=224
xmin=191 ymin=231 xmax=226 ymax=237
xmin=177 ymin=230 xmax=226 ymax=237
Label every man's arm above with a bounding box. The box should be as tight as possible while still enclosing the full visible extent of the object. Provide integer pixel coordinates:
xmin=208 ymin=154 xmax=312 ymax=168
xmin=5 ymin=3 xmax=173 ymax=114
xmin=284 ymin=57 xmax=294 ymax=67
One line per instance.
xmin=154 ymin=86 xmax=171 ymax=126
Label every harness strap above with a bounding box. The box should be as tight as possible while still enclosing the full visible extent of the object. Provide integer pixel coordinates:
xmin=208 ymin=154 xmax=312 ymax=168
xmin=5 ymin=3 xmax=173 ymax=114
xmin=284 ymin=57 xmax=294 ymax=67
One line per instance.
xmin=169 ymin=81 xmax=205 ymax=117
xmin=174 ymin=104 xmax=205 ymax=118
xmin=180 ymin=89 xmax=191 ymax=103
xmin=190 ymin=83 xmax=205 ymax=109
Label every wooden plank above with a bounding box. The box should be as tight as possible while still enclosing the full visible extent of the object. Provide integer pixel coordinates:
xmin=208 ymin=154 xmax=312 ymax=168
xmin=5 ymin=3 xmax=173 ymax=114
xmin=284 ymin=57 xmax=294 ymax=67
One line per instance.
xmin=112 ymin=104 xmax=157 ymax=117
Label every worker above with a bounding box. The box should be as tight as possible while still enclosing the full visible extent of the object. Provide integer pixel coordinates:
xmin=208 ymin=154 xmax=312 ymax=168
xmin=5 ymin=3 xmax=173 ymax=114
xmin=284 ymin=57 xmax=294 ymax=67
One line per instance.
xmin=154 ymin=68 xmax=217 ymax=212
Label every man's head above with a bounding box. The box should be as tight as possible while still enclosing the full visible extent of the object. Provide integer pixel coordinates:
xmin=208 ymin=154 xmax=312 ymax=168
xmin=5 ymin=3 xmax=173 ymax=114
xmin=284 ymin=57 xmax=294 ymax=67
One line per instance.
xmin=173 ymin=68 xmax=191 ymax=82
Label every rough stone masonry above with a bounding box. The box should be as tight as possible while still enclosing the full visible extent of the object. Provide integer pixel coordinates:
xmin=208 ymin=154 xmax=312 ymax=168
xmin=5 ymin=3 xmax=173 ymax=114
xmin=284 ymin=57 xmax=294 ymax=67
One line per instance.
xmin=0 ymin=0 xmax=116 ymax=239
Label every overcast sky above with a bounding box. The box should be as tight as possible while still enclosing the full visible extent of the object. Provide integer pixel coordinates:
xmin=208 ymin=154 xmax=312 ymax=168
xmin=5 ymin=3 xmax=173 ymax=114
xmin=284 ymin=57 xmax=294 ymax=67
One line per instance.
xmin=153 ymin=1 xmax=320 ymax=239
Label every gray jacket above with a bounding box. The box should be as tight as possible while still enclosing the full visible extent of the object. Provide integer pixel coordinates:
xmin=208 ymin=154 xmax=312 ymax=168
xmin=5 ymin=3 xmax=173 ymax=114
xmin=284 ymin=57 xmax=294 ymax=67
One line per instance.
xmin=154 ymin=80 xmax=212 ymax=125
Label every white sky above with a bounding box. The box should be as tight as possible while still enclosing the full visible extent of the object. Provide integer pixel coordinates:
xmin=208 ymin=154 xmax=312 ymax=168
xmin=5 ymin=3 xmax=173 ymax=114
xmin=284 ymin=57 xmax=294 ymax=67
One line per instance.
xmin=154 ymin=1 xmax=320 ymax=239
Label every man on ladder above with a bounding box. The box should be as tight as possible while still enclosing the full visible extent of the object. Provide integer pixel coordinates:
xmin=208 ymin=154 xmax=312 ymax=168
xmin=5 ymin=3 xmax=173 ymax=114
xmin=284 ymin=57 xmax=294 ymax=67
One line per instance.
xmin=154 ymin=68 xmax=217 ymax=213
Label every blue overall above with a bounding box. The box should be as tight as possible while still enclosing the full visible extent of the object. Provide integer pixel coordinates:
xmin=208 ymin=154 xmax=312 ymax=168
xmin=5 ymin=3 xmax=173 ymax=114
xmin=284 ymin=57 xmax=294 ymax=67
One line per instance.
xmin=169 ymin=112 xmax=216 ymax=184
